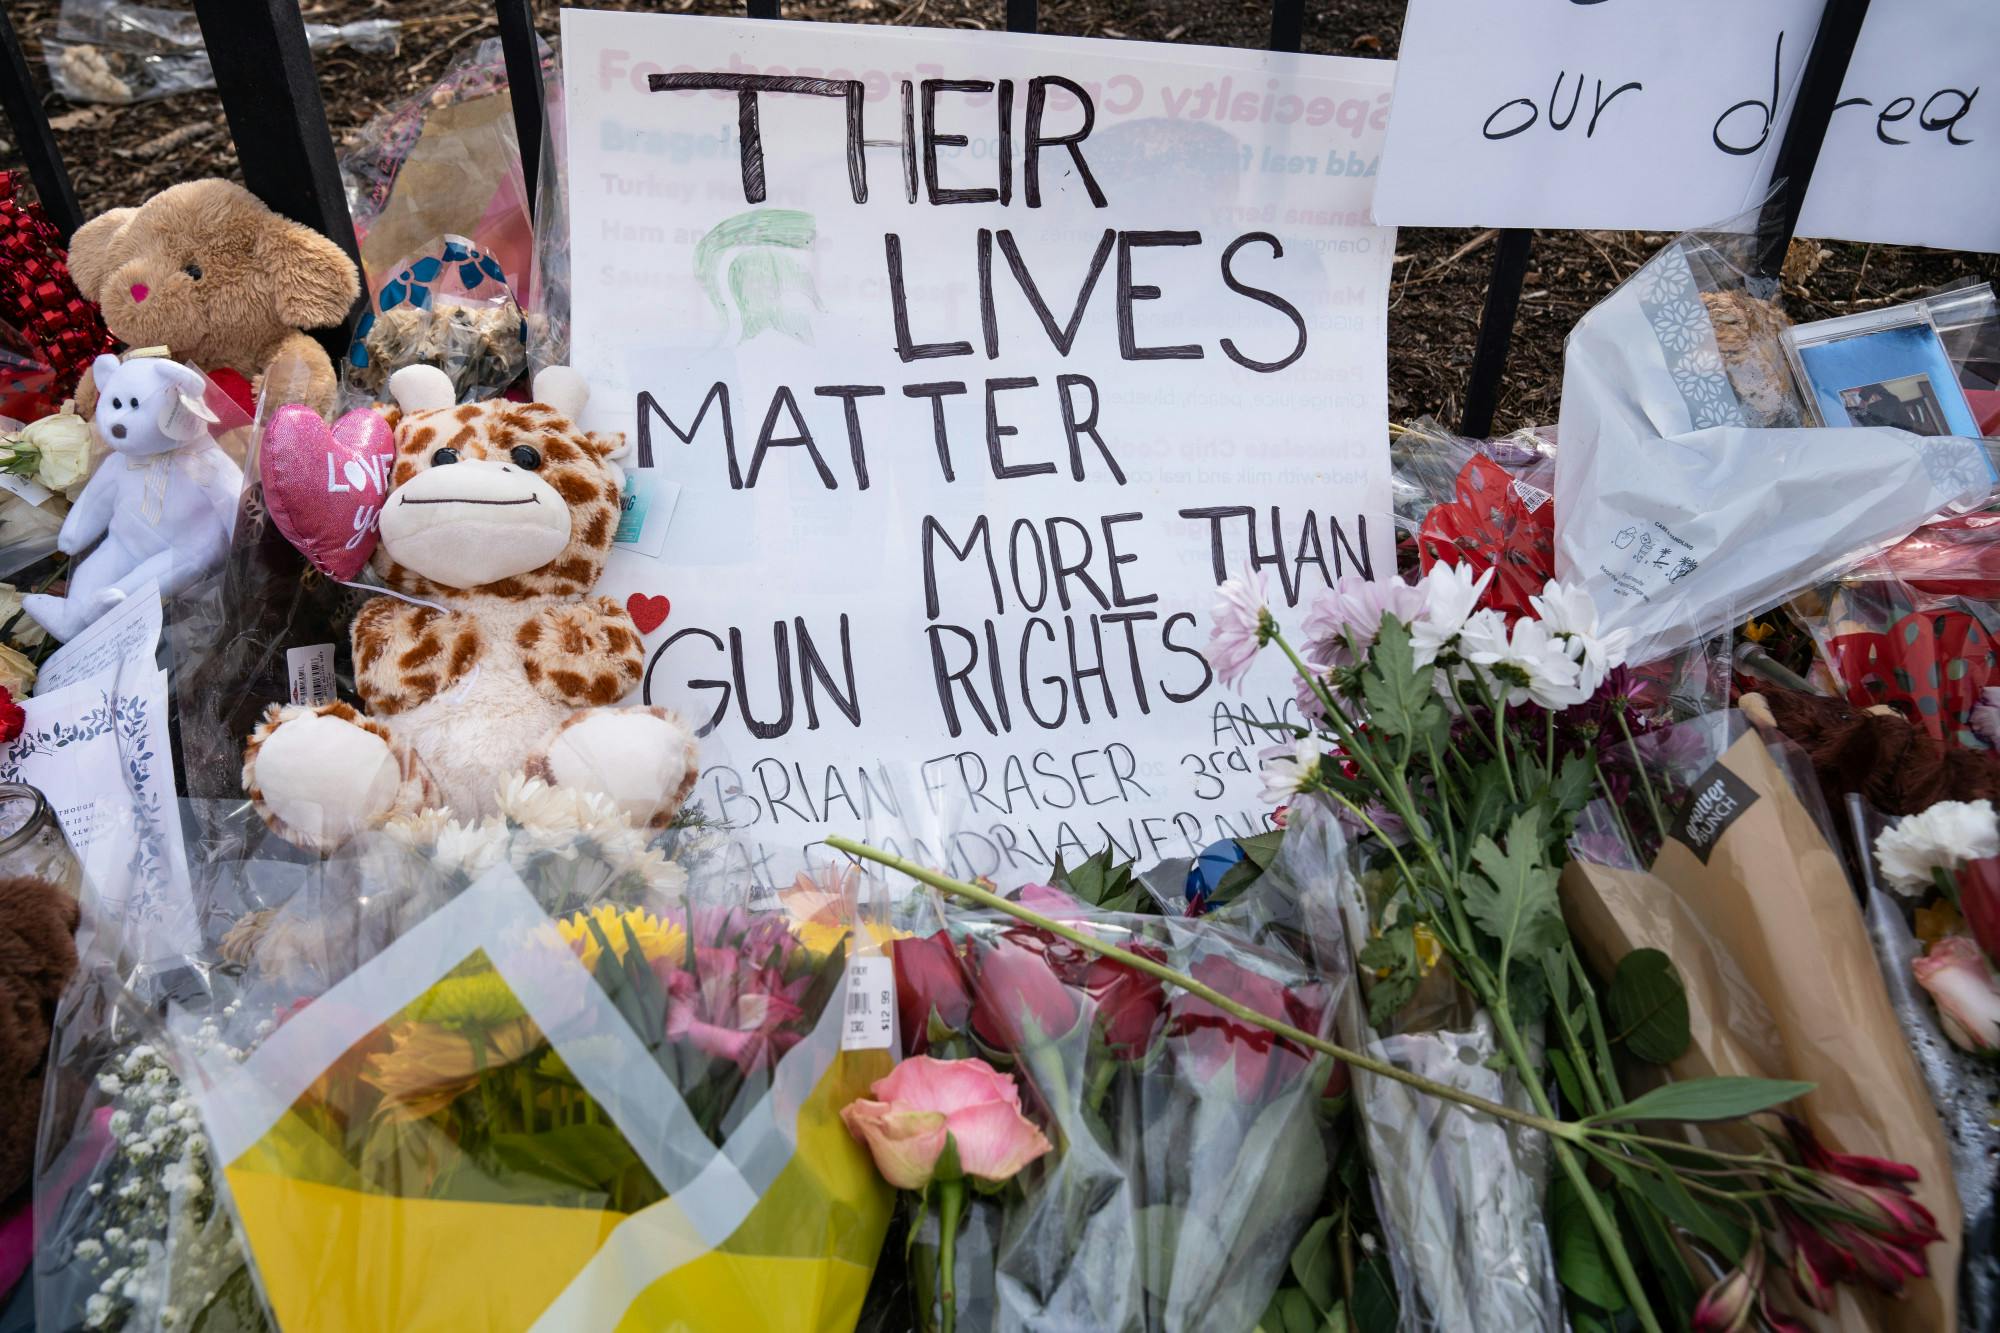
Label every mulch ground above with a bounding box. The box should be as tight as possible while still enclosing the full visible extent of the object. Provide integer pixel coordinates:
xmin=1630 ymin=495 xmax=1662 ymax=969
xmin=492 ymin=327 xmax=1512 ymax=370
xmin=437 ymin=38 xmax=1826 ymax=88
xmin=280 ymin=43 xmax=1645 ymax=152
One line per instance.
xmin=3 ymin=0 xmax=1995 ymax=431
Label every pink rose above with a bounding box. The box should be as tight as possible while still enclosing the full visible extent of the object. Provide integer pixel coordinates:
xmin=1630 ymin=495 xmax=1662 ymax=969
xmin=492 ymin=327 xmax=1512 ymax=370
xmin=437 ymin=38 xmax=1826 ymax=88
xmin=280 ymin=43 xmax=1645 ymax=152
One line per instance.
xmin=1912 ymin=935 xmax=2000 ymax=1053
xmin=840 ymin=1056 xmax=1052 ymax=1188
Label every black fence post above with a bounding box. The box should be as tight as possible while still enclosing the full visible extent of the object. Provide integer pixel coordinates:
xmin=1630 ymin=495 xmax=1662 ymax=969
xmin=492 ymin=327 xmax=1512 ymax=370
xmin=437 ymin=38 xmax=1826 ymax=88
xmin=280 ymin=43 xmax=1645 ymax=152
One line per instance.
xmin=496 ymin=0 xmax=545 ymax=220
xmin=1458 ymin=229 xmax=1533 ymax=439
xmin=1006 ymin=0 xmax=1038 ymax=34
xmin=189 ymin=0 xmax=360 ymax=336
xmin=1268 ymin=0 xmax=1304 ymax=55
xmin=0 ymin=2 xmax=84 ymax=240
xmin=1754 ymin=0 xmax=1871 ymax=279
xmin=747 ymin=0 xmax=781 ymax=20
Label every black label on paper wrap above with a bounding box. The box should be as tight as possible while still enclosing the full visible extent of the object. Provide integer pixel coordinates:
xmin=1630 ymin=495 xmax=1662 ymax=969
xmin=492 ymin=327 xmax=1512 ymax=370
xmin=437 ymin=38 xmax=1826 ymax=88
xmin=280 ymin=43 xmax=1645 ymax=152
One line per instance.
xmin=1669 ymin=762 xmax=1759 ymax=865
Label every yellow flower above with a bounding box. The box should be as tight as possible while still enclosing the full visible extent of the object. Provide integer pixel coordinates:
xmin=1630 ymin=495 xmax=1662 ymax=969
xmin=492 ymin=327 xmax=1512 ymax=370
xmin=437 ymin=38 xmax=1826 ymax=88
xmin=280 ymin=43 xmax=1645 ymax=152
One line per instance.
xmin=402 ymin=969 xmax=527 ymax=1028
xmin=558 ymin=903 xmax=686 ymax=971
xmin=1412 ymin=923 xmax=1444 ymax=974
xmin=1915 ymin=900 xmax=1964 ymax=946
xmin=363 ymin=1017 xmax=545 ymax=1123
xmin=0 ymin=644 xmax=35 ymax=695
xmin=780 ymin=865 xmax=909 ymax=955
xmin=1369 ymin=922 xmax=1445 ymax=979
xmin=1742 ymin=620 xmax=1776 ymax=644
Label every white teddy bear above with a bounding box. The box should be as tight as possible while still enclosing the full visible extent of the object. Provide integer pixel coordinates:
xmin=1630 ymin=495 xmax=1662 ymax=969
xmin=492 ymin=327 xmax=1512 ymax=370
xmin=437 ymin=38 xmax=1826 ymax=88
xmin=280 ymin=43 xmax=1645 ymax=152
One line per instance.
xmin=24 ymin=354 xmax=243 ymax=642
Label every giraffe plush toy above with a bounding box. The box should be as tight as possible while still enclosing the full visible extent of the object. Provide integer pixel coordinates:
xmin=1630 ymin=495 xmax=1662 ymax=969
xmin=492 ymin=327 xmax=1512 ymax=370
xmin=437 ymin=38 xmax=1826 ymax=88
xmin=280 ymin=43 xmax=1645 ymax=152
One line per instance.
xmin=242 ymin=364 xmax=697 ymax=852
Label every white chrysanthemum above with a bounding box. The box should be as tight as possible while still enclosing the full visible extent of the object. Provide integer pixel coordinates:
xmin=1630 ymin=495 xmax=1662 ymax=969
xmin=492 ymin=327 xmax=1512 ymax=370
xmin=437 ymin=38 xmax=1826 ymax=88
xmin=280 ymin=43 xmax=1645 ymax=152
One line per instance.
xmin=498 ymin=775 xmax=595 ymax=834
xmin=1528 ymin=579 xmax=1632 ymax=696
xmin=433 ymin=816 xmax=509 ymax=878
xmin=1259 ymin=737 xmax=1327 ymax=807
xmin=383 ymin=807 xmax=453 ymax=850
xmin=1876 ymin=799 xmax=2000 ymax=894
xmin=1205 ymin=562 xmax=1273 ymax=690
xmin=1410 ymin=562 xmax=1494 ymax=668
xmin=1461 ymin=612 xmax=1586 ymax=709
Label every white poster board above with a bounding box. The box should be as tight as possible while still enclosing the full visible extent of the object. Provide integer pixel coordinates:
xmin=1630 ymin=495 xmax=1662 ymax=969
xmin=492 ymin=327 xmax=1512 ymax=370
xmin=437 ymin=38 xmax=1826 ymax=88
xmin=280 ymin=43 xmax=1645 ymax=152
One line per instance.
xmin=562 ymin=11 xmax=1396 ymax=885
xmin=1373 ymin=0 xmax=1998 ymax=253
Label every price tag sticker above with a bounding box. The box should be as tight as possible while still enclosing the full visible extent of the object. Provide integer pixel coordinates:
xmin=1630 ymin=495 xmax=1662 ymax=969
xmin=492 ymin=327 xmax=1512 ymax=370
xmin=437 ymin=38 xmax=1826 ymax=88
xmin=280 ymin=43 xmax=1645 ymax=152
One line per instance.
xmin=286 ymin=643 xmax=337 ymax=707
xmin=842 ymin=955 xmax=896 ymax=1051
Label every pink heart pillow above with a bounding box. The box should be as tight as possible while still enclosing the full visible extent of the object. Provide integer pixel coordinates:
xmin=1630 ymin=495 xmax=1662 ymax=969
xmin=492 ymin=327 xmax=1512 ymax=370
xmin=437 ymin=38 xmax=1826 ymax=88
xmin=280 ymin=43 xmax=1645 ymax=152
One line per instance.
xmin=262 ymin=405 xmax=398 ymax=582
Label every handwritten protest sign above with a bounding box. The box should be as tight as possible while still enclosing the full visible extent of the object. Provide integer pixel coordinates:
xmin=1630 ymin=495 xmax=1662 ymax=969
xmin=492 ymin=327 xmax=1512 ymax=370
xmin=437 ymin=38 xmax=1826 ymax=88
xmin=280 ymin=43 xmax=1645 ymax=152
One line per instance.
xmin=562 ymin=12 xmax=1395 ymax=885
xmin=1374 ymin=0 xmax=1998 ymax=253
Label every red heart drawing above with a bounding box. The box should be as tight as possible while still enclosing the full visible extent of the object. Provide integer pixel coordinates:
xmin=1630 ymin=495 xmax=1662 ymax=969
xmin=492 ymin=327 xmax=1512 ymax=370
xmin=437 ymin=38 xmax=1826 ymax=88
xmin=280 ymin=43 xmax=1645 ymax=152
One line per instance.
xmin=627 ymin=593 xmax=671 ymax=634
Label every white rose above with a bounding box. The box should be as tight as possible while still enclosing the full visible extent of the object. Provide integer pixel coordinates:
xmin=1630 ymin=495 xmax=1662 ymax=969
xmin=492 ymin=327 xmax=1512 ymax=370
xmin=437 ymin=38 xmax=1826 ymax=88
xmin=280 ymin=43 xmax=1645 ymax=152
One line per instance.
xmin=19 ymin=407 xmax=94 ymax=493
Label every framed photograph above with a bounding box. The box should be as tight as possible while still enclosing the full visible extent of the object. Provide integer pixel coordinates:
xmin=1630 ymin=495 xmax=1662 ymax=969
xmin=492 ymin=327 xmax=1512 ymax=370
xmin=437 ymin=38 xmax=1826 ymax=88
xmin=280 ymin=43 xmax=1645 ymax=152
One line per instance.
xmin=1930 ymin=282 xmax=2000 ymax=436
xmin=1786 ymin=305 xmax=1983 ymax=438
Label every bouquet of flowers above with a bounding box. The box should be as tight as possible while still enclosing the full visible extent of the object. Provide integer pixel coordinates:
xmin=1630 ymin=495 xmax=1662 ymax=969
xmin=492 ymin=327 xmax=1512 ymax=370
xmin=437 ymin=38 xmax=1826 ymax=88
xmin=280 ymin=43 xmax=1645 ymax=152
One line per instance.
xmin=164 ymin=815 xmax=894 ymax=1333
xmin=851 ymin=881 xmax=1368 ymax=1333
xmin=834 ymin=557 xmax=1955 ymax=1333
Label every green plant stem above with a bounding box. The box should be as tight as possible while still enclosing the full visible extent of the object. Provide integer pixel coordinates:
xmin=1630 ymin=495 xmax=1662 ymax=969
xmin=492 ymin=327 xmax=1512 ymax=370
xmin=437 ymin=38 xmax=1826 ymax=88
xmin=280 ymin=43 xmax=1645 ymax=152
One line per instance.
xmin=827 ymin=837 xmax=1579 ymax=1143
xmin=1486 ymin=1000 xmax=1664 ymax=1333
xmin=1614 ymin=706 xmax=1670 ymax=843
xmin=936 ymin=1178 xmax=963 ymax=1333
xmin=1566 ymin=945 xmax=1623 ymax=1108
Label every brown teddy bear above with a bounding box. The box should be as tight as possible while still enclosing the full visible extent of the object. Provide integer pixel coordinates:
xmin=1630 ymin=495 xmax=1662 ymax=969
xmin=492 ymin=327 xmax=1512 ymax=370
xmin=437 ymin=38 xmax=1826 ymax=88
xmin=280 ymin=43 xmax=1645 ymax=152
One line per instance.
xmin=0 ymin=874 xmax=79 ymax=1201
xmin=66 ymin=179 xmax=358 ymax=420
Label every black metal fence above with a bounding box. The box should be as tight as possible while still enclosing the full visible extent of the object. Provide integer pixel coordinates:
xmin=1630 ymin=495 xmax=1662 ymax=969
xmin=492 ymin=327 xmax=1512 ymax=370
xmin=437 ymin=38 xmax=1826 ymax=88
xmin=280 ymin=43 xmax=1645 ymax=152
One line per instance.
xmin=0 ymin=0 xmax=1868 ymax=435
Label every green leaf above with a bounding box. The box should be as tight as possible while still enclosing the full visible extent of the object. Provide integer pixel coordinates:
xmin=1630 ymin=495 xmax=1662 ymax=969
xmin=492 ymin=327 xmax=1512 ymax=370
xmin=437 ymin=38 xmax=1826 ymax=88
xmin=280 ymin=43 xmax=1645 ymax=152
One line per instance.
xmin=1588 ymin=1076 xmax=1814 ymax=1126
xmin=1240 ymin=828 xmax=1287 ymax=869
xmin=1461 ymin=810 xmax=1566 ymax=967
xmin=1457 ymin=763 xmax=1510 ymax=853
xmin=1598 ymin=1144 xmax=1747 ymax=1260
xmin=1290 ymin=1216 xmax=1340 ymax=1311
xmin=1550 ymin=1171 xmax=1627 ymax=1311
xmin=1547 ymin=1047 xmax=1587 ymax=1116
xmin=1605 ymin=949 xmax=1692 ymax=1065
xmin=1349 ymin=1253 xmax=1400 ymax=1333
xmin=1357 ymin=925 xmax=1421 ymax=1029
xmin=1506 ymin=954 xmax=1549 ymax=1024
xmin=1551 ymin=754 xmax=1595 ymax=818
xmin=1610 ymin=1177 xmax=1701 ymax=1315
xmin=1361 ymin=616 xmax=1447 ymax=744
xmin=485 ymin=1123 xmax=644 ymax=1194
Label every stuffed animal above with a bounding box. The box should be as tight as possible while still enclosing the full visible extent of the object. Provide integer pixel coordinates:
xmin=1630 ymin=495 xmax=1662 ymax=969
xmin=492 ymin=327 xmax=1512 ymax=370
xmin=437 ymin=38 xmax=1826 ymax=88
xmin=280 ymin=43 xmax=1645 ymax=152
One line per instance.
xmin=65 ymin=179 xmax=358 ymax=420
xmin=241 ymin=364 xmax=697 ymax=851
xmin=0 ymin=874 xmax=79 ymax=1202
xmin=23 ymin=354 xmax=243 ymax=642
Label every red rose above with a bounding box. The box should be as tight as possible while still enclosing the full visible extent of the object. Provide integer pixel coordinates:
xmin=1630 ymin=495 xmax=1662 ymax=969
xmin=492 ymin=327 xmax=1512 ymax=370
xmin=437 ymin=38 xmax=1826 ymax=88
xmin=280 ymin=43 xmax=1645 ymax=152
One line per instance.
xmin=1954 ymin=855 xmax=2000 ymax=968
xmin=0 ymin=688 xmax=21 ymax=745
xmin=1168 ymin=955 xmax=1330 ymax=1101
xmin=1081 ymin=947 xmax=1166 ymax=1059
xmin=971 ymin=934 xmax=1081 ymax=1051
xmin=892 ymin=931 xmax=973 ymax=1056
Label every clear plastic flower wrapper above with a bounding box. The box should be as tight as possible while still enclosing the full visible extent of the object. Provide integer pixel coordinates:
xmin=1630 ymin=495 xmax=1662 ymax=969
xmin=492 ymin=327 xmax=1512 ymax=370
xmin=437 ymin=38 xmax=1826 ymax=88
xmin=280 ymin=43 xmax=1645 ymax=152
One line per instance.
xmin=46 ymin=0 xmax=398 ymax=105
xmin=1554 ymin=209 xmax=1999 ymax=665
xmin=154 ymin=812 xmax=895 ymax=1333
xmin=1248 ymin=799 xmax=1563 ymax=1333
xmin=886 ymin=883 xmax=1352 ymax=1333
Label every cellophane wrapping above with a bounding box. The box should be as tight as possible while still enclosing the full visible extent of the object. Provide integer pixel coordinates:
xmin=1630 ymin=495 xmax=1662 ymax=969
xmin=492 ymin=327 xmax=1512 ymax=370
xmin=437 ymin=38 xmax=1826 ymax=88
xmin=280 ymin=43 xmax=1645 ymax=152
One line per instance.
xmin=1555 ymin=211 xmax=1998 ymax=664
xmin=887 ymin=881 xmax=1350 ymax=1333
xmin=145 ymin=810 xmax=896 ymax=1333
xmin=1250 ymin=799 xmax=1562 ymax=1333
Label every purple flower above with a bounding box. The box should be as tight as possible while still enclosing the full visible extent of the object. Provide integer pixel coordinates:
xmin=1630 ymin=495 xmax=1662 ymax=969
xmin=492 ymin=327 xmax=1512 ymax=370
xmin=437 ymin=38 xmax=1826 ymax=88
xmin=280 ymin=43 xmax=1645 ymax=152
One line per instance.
xmin=1301 ymin=574 xmax=1425 ymax=668
xmin=1206 ymin=564 xmax=1273 ymax=691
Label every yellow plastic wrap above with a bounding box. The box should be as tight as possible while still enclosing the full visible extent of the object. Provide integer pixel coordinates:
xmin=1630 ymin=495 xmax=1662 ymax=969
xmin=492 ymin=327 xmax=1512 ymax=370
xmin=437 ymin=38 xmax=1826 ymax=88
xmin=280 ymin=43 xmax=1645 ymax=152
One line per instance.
xmin=178 ymin=864 xmax=894 ymax=1332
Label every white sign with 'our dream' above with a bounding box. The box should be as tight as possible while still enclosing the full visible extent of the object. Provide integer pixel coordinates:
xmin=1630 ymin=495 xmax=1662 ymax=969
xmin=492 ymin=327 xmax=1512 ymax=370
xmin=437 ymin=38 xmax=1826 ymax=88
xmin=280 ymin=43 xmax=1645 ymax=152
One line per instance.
xmin=562 ymin=11 xmax=1396 ymax=885
xmin=1373 ymin=0 xmax=1998 ymax=253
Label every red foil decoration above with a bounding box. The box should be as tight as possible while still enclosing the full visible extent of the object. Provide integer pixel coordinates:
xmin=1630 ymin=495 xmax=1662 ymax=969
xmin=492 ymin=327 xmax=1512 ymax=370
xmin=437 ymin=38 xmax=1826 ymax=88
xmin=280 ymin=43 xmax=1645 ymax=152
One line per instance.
xmin=1826 ymin=609 xmax=2000 ymax=744
xmin=1416 ymin=453 xmax=1556 ymax=622
xmin=0 ymin=171 xmax=112 ymax=422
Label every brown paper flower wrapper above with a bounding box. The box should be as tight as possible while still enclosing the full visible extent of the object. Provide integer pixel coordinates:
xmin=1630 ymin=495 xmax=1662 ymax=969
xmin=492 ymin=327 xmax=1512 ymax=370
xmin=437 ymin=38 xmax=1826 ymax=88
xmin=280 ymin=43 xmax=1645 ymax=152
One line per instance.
xmin=1561 ymin=729 xmax=1961 ymax=1333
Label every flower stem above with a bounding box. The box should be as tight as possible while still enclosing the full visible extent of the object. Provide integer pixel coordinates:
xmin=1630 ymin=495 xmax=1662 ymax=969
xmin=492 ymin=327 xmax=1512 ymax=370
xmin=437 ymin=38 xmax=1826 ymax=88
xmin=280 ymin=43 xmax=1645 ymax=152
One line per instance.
xmin=827 ymin=837 xmax=1579 ymax=1143
xmin=1487 ymin=1000 xmax=1663 ymax=1333
xmin=1614 ymin=706 xmax=1670 ymax=842
xmin=936 ymin=1177 xmax=964 ymax=1333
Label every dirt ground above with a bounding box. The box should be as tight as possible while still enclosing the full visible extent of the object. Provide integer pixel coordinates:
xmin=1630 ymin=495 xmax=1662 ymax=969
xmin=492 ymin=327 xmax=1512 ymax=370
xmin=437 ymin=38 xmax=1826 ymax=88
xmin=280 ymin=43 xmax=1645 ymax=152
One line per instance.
xmin=4 ymin=0 xmax=1995 ymax=430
